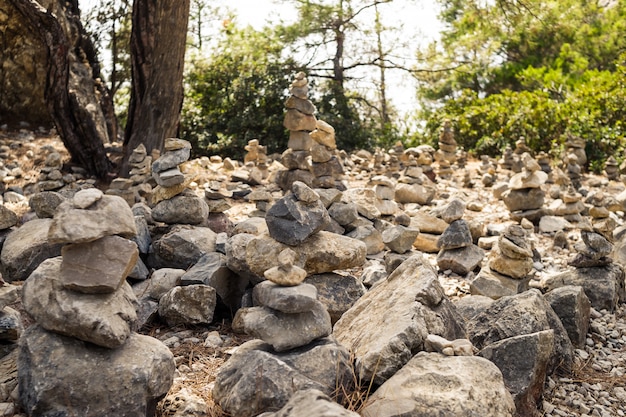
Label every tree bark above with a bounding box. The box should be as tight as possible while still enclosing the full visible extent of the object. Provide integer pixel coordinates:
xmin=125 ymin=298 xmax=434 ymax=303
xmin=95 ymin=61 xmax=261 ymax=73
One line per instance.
xmin=122 ymin=0 xmax=190 ymax=175
xmin=9 ymin=0 xmax=112 ymax=179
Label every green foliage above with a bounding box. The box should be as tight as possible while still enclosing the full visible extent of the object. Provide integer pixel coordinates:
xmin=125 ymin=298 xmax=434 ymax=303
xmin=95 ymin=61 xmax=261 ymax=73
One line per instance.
xmin=414 ymin=56 xmax=626 ymax=167
xmin=181 ymin=24 xmax=301 ymax=159
xmin=413 ymin=1 xmax=626 ymax=166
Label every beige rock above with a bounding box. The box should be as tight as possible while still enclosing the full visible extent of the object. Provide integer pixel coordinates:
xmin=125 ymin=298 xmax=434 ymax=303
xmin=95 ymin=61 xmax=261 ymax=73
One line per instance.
xmin=60 ymin=236 xmax=139 ymax=294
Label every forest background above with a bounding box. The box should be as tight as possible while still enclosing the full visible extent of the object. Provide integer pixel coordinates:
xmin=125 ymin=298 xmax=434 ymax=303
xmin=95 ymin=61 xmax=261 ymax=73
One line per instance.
xmin=81 ymin=0 xmax=626 ymax=172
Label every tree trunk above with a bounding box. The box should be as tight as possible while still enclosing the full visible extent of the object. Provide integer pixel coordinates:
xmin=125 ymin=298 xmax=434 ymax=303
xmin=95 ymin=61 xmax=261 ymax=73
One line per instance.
xmin=122 ymin=0 xmax=190 ymax=175
xmin=9 ymin=0 xmax=112 ymax=179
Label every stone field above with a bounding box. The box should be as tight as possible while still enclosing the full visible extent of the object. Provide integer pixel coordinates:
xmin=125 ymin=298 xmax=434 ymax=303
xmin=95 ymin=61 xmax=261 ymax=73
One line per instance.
xmin=0 ymin=107 xmax=625 ymax=417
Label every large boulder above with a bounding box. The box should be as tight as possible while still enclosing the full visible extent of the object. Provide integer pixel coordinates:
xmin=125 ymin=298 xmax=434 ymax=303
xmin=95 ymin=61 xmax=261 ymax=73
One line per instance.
xmin=245 ymin=232 xmax=366 ymax=278
xmin=22 ymin=257 xmax=137 ymax=348
xmin=479 ymin=330 xmax=554 ymax=417
xmin=360 ymin=352 xmax=515 ymax=417
xmin=0 ymin=218 xmax=63 ymax=282
xmin=213 ymin=337 xmax=354 ymax=417
xmin=150 ymin=225 xmax=217 ymax=269
xmin=333 ymin=254 xmax=466 ymax=385
xmin=467 ymin=289 xmax=574 ymax=374
xmin=19 ymin=326 xmax=175 ymax=417
xmin=541 ymin=264 xmax=625 ymax=312
xmin=233 ymin=300 xmax=331 ymax=352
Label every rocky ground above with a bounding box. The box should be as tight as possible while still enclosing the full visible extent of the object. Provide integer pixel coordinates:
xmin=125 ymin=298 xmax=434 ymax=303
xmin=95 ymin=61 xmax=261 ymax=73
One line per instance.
xmin=0 ymin=127 xmax=625 ymax=417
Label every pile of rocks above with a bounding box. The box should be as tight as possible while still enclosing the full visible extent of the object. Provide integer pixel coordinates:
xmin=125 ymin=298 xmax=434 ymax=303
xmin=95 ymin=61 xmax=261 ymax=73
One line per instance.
xmin=436 ymin=198 xmax=485 ymax=276
xmin=502 ymin=152 xmax=548 ymax=223
xmin=276 ymin=72 xmax=316 ymax=191
xmin=310 ymin=120 xmax=345 ymax=189
xmin=471 ymin=224 xmax=534 ymax=299
xmin=17 ymin=189 xmax=175 ymax=416
xmin=435 ymin=119 xmax=457 ymax=179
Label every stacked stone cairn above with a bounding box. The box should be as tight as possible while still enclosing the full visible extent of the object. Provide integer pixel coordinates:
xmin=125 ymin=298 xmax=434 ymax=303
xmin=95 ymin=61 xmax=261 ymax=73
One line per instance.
xmin=107 ymin=144 xmax=155 ymax=205
xmin=213 ymin=180 xmax=357 ymax=416
xmin=536 ymin=151 xmax=552 ymax=174
xmin=37 ymin=151 xmax=69 ymax=191
xmin=276 ymin=72 xmax=316 ymax=191
xmin=502 ymin=152 xmax=548 ymax=224
xmin=604 ymin=155 xmax=619 ymax=180
xmin=237 ymin=138 xmax=268 ymax=185
xmin=550 ymin=185 xmax=585 ymax=223
xmin=568 ymin=221 xmax=613 ymax=268
xmin=436 ymin=198 xmax=485 ymax=275
xmin=369 ymin=174 xmax=399 ymax=217
xmin=499 ymin=145 xmax=515 ymax=171
xmin=18 ymin=188 xmax=175 ymax=416
xmin=404 ymin=145 xmax=436 ymax=182
xmin=435 ymin=119 xmax=457 ymax=179
xmin=564 ymin=133 xmax=587 ymax=167
xmin=543 ymin=219 xmax=625 ymax=313
xmin=471 ymin=224 xmax=534 ymax=299
xmin=150 ymin=138 xmax=209 ymax=225
xmin=564 ymin=151 xmax=583 ymax=189
xmin=394 ymin=161 xmax=437 ymax=206
xmin=310 ymin=120 xmax=345 ymax=189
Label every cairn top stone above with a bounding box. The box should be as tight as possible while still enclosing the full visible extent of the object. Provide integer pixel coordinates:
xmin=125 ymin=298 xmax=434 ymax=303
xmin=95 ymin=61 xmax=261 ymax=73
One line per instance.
xmin=164 ymin=138 xmax=191 ymax=152
xmin=72 ymin=188 xmax=103 ymax=209
xmin=48 ymin=194 xmax=137 ymax=244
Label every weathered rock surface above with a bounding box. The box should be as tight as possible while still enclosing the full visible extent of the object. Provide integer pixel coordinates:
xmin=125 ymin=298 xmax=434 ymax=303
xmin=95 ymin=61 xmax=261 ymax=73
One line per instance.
xmin=47 ymin=193 xmax=137 ymax=244
xmin=158 ymin=285 xmax=217 ymax=326
xmin=257 ymin=389 xmax=359 ymax=417
xmin=22 ymin=257 xmax=138 ymax=348
xmin=360 ymin=352 xmax=515 ymax=417
xmin=59 ymin=235 xmax=138 ymax=294
xmin=541 ymin=264 xmax=625 ymax=312
xmin=233 ymin=300 xmax=331 ymax=351
xmin=244 ymin=232 xmax=366 ymax=278
xmin=213 ymin=337 xmax=353 ymax=417
xmin=0 ymin=218 xmax=63 ymax=283
xmin=304 ymin=273 xmax=366 ymax=324
xmin=334 ymin=254 xmax=466 ymax=385
xmin=467 ymin=289 xmax=574 ymax=374
xmin=150 ymin=226 xmax=217 ymax=269
xmin=479 ymin=330 xmax=554 ymax=417
xmin=19 ymin=326 xmax=175 ymax=417
xmin=543 ymin=285 xmax=591 ymax=349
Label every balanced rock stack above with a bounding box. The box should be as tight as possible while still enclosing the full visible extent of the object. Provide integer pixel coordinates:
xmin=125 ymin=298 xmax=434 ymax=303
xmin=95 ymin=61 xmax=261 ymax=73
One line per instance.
xmin=543 ymin=220 xmax=625 ymax=312
xmin=436 ymin=198 xmax=485 ymax=275
xmin=394 ymin=163 xmax=437 ymax=206
xmin=435 ymin=119 xmax=457 ymax=179
xmin=404 ymin=145 xmax=436 ymax=181
xmin=107 ymin=144 xmax=154 ymax=205
xmin=564 ymin=152 xmax=583 ymax=189
xmin=550 ymin=185 xmax=585 ymax=223
xmin=502 ymin=152 xmax=548 ymax=223
xmin=368 ymin=174 xmax=399 ymax=216
xmin=37 ymin=151 xmax=68 ymax=191
xmin=471 ymin=224 xmax=534 ymax=299
xmin=240 ymin=138 xmax=269 ymax=184
xmin=604 ymin=156 xmax=619 ymax=180
xmin=499 ymin=145 xmax=515 ymax=171
xmin=536 ymin=151 xmax=552 ymax=174
xmin=233 ymin=247 xmax=331 ymax=351
xmin=18 ymin=189 xmax=175 ymax=416
xmin=310 ymin=120 xmax=345 ymax=189
xmin=565 ymin=133 xmax=587 ymax=167
xmin=213 ymin=182 xmax=357 ymax=416
xmin=276 ymin=72 xmax=316 ymax=191
xmin=151 ymin=138 xmax=209 ymax=225
xmin=569 ymin=223 xmax=613 ymax=268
